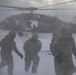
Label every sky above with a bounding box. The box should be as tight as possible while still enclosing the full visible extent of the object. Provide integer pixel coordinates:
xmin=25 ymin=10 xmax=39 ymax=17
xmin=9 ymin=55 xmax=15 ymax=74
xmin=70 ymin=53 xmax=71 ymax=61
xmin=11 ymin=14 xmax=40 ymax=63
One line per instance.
xmin=0 ymin=0 xmax=76 ymax=22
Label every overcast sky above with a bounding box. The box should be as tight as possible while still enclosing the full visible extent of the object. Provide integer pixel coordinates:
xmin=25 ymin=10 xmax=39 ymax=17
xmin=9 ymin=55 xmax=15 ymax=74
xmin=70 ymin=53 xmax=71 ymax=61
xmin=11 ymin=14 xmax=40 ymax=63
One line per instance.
xmin=0 ymin=0 xmax=76 ymax=22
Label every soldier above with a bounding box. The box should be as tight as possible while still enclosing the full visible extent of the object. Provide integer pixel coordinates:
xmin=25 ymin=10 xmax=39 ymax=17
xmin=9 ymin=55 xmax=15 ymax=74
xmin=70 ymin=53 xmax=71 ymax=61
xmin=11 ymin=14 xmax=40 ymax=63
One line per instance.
xmin=23 ymin=34 xmax=42 ymax=74
xmin=0 ymin=31 xmax=23 ymax=75
xmin=50 ymin=26 xmax=76 ymax=75
xmin=32 ymin=24 xmax=37 ymax=35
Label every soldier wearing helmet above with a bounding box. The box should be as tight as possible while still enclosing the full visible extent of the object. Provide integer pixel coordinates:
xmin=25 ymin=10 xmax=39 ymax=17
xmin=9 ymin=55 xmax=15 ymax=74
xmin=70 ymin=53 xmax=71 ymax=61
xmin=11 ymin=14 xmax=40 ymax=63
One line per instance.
xmin=0 ymin=31 xmax=23 ymax=75
xmin=23 ymin=34 xmax=42 ymax=74
xmin=9 ymin=30 xmax=16 ymax=39
xmin=50 ymin=25 xmax=76 ymax=75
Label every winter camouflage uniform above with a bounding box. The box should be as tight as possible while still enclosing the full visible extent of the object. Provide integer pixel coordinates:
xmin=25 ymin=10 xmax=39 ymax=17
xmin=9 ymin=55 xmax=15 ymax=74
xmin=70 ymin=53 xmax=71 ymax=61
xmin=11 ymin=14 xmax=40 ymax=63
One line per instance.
xmin=50 ymin=26 xmax=76 ymax=75
xmin=23 ymin=34 xmax=42 ymax=73
xmin=0 ymin=31 xmax=23 ymax=75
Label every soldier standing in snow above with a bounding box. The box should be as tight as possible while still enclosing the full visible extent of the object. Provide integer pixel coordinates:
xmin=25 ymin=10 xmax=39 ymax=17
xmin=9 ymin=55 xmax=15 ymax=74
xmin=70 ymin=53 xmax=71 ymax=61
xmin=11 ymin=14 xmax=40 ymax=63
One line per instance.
xmin=0 ymin=31 xmax=23 ymax=75
xmin=23 ymin=34 xmax=42 ymax=74
xmin=50 ymin=26 xmax=76 ymax=75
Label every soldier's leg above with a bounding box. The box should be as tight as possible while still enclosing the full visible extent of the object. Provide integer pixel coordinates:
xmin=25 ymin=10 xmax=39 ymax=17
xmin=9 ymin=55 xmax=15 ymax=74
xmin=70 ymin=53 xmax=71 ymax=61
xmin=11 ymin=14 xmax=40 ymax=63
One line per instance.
xmin=0 ymin=55 xmax=7 ymax=75
xmin=54 ymin=60 xmax=66 ymax=75
xmin=65 ymin=68 xmax=73 ymax=75
xmin=25 ymin=55 xmax=31 ymax=71
xmin=65 ymin=62 xmax=76 ymax=75
xmin=0 ymin=62 xmax=6 ymax=75
xmin=0 ymin=61 xmax=6 ymax=69
xmin=0 ymin=55 xmax=7 ymax=69
xmin=7 ymin=56 xmax=13 ymax=75
xmin=32 ymin=54 xmax=40 ymax=74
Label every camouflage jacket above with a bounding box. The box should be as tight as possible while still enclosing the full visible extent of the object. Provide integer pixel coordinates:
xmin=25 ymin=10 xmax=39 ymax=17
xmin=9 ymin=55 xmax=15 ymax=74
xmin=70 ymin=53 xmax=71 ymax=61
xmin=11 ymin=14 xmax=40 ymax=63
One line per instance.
xmin=50 ymin=33 xmax=76 ymax=61
xmin=0 ymin=35 xmax=21 ymax=56
xmin=23 ymin=38 xmax=42 ymax=54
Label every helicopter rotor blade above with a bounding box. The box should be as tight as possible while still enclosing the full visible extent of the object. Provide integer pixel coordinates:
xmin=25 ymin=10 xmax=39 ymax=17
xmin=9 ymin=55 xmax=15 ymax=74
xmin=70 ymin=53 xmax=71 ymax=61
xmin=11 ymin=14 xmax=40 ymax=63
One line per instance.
xmin=0 ymin=5 xmax=76 ymax=11
xmin=38 ymin=0 xmax=76 ymax=9
xmin=38 ymin=8 xmax=76 ymax=10
xmin=0 ymin=0 xmax=76 ymax=11
xmin=0 ymin=5 xmax=38 ymax=10
xmin=0 ymin=8 xmax=76 ymax=11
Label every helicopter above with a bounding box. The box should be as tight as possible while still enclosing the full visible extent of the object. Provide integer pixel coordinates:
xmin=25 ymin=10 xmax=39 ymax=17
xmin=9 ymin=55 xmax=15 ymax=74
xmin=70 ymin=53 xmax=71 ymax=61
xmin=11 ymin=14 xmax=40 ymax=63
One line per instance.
xmin=0 ymin=0 xmax=76 ymax=36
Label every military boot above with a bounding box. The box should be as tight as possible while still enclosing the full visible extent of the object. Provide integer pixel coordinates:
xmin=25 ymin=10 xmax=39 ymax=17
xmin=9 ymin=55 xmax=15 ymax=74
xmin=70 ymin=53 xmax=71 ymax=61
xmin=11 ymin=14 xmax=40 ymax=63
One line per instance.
xmin=32 ymin=67 xmax=37 ymax=74
xmin=25 ymin=67 xmax=29 ymax=72
xmin=8 ymin=70 xmax=13 ymax=75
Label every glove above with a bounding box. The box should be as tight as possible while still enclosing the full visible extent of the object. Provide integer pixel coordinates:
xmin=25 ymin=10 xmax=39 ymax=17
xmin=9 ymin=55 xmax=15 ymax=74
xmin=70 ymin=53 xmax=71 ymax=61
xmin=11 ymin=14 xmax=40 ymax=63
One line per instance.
xmin=55 ymin=55 xmax=63 ymax=63
xmin=19 ymin=53 xmax=23 ymax=59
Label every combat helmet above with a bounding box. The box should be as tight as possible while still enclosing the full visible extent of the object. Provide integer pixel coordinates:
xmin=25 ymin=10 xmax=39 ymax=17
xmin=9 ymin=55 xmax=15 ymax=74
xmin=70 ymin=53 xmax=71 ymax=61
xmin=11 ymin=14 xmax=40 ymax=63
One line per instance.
xmin=60 ymin=25 xmax=73 ymax=35
xmin=32 ymin=34 xmax=38 ymax=40
xmin=9 ymin=30 xmax=16 ymax=39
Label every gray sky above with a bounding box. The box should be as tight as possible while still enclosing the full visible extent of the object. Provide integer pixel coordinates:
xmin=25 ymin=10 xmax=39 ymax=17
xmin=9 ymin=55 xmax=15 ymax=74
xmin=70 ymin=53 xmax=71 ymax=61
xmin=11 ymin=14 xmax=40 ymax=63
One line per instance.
xmin=0 ymin=0 xmax=76 ymax=22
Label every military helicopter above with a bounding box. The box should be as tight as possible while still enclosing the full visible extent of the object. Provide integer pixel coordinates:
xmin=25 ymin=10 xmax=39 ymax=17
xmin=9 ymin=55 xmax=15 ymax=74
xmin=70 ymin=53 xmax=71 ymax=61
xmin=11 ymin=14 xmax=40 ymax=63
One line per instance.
xmin=0 ymin=0 xmax=76 ymax=36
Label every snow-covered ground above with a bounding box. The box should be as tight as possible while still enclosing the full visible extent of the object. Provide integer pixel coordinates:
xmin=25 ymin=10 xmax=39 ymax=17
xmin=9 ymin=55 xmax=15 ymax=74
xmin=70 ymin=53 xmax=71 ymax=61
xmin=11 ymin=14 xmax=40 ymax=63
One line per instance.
xmin=0 ymin=30 xmax=76 ymax=75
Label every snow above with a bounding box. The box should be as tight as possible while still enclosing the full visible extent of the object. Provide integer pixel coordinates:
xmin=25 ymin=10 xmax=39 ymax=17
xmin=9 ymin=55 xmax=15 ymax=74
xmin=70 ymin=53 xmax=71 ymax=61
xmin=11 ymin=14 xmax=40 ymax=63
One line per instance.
xmin=0 ymin=30 xmax=76 ymax=75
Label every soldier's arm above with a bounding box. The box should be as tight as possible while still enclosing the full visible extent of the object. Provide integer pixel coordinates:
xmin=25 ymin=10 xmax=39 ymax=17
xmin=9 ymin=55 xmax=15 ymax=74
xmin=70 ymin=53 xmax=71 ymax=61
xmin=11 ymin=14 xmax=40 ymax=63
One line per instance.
xmin=0 ymin=41 xmax=2 ymax=47
xmin=50 ymin=33 xmax=57 ymax=54
xmin=50 ymin=39 xmax=61 ymax=57
xmin=36 ymin=41 xmax=42 ymax=53
xmin=0 ymin=35 xmax=9 ymax=47
xmin=23 ymin=40 xmax=28 ymax=52
xmin=0 ymin=38 xmax=5 ymax=47
xmin=23 ymin=43 xmax=26 ymax=51
xmin=14 ymin=42 xmax=23 ymax=59
xmin=72 ymin=39 xmax=76 ymax=56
